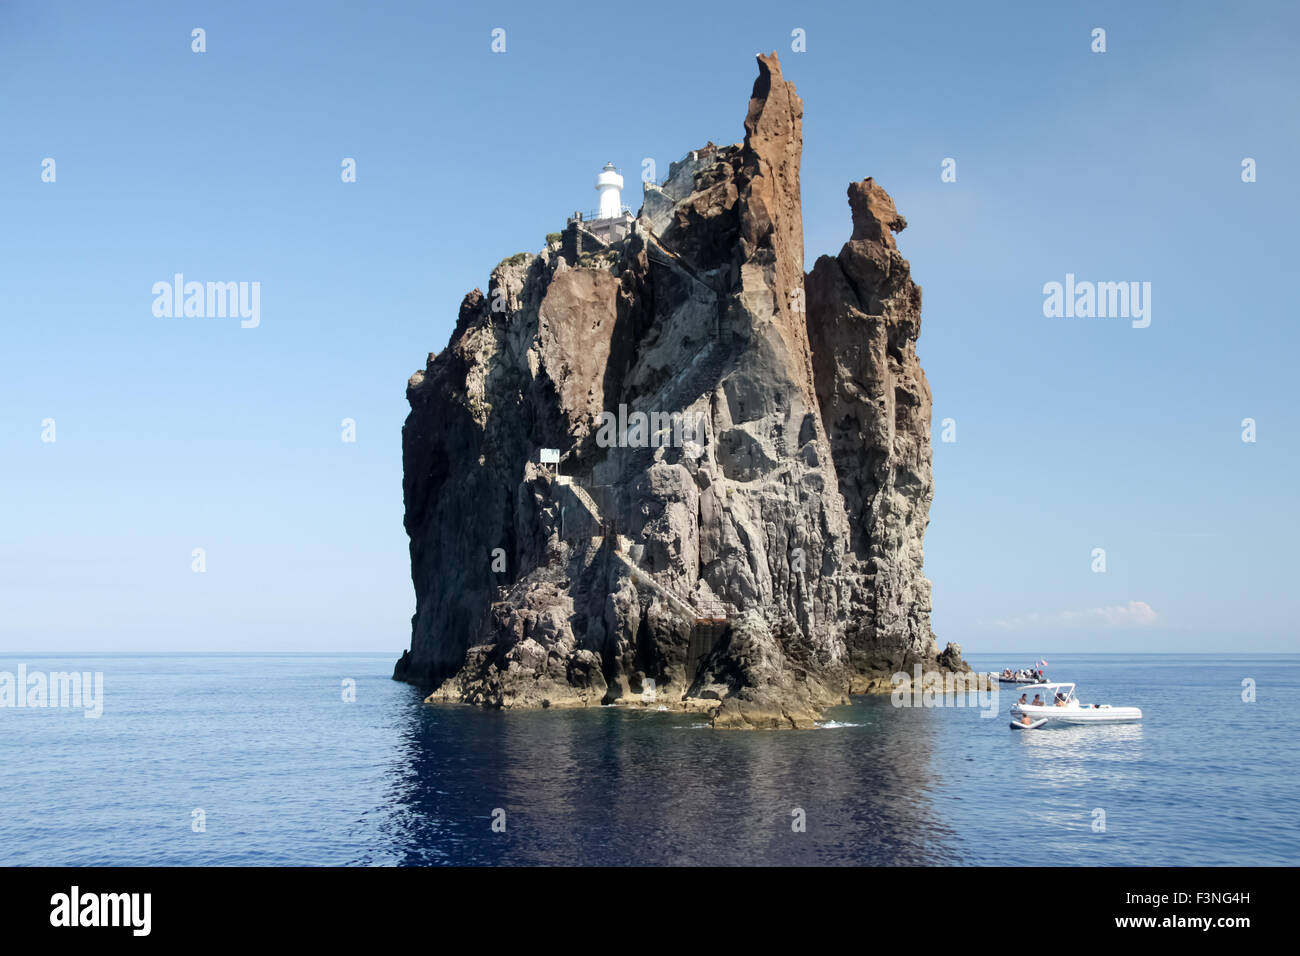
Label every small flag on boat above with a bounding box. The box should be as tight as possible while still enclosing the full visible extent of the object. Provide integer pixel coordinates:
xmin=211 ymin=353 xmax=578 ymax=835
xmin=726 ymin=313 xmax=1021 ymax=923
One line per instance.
xmin=1038 ymin=659 xmax=1048 ymax=668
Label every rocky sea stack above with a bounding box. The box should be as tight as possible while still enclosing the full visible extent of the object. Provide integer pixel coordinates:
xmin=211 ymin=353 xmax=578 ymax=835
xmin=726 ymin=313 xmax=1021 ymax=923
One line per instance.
xmin=395 ymin=52 xmax=973 ymax=728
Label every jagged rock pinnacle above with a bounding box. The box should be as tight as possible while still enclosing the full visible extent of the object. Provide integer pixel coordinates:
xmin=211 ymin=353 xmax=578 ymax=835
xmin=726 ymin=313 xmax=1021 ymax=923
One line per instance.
xmin=394 ymin=53 xmax=964 ymax=727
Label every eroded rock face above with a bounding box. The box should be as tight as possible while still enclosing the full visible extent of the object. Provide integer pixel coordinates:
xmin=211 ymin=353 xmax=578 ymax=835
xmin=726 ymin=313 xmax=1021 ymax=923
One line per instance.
xmin=805 ymin=177 xmax=938 ymax=684
xmin=395 ymin=53 xmax=966 ymax=727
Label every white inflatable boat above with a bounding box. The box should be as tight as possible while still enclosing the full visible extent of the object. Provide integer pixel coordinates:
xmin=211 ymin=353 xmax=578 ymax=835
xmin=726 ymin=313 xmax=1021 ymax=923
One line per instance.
xmin=1010 ymin=717 xmax=1049 ymax=730
xmin=1009 ymin=682 xmax=1142 ymax=725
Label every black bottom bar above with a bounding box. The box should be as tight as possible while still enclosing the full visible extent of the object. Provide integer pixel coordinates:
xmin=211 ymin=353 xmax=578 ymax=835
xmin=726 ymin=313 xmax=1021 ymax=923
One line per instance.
xmin=0 ymin=866 xmax=1276 ymax=942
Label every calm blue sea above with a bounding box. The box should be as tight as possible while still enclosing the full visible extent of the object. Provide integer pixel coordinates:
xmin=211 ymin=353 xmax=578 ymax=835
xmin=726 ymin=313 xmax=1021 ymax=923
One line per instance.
xmin=1 ymin=652 xmax=1296 ymax=866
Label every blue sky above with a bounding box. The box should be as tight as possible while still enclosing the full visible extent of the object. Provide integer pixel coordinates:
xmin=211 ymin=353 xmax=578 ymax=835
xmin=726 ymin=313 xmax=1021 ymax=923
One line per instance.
xmin=2 ymin=0 xmax=1297 ymax=654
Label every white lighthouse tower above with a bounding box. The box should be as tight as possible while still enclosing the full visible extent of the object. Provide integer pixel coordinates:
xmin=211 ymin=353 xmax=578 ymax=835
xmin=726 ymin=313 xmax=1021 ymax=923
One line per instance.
xmin=565 ymin=163 xmax=634 ymax=249
xmin=595 ymin=162 xmax=624 ymax=220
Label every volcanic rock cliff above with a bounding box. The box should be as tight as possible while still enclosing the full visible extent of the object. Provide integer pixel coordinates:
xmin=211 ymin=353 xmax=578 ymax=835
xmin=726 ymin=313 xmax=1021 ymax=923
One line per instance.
xmin=394 ymin=53 xmax=969 ymax=728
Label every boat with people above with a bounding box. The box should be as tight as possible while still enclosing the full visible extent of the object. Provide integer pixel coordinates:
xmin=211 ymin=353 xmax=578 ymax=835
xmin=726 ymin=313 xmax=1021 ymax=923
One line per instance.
xmin=998 ymin=666 xmax=1045 ymax=684
xmin=1008 ymin=682 xmax=1142 ymax=727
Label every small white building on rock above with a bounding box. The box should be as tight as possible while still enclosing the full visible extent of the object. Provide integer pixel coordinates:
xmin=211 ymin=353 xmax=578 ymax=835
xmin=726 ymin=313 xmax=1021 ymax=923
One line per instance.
xmin=563 ymin=163 xmax=635 ymax=255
